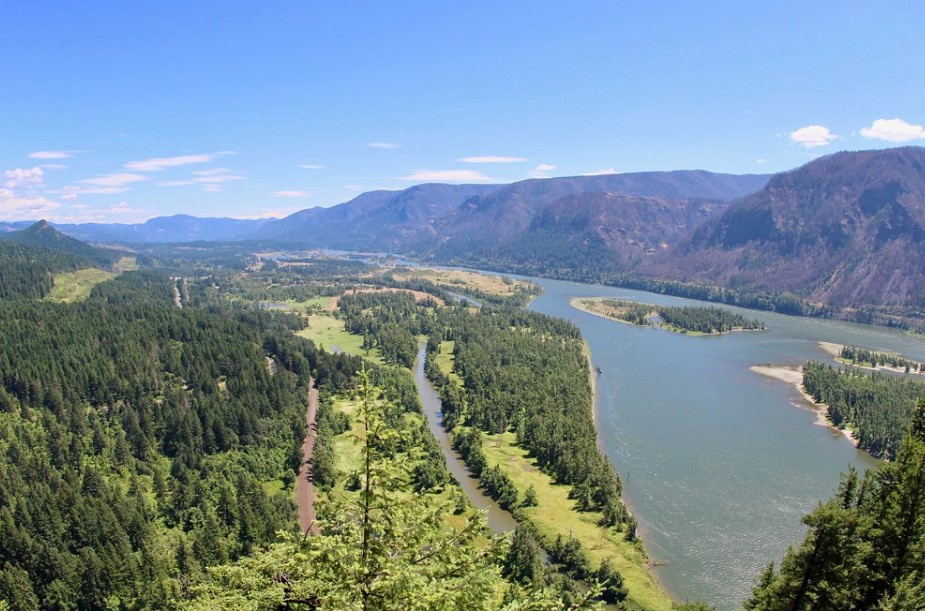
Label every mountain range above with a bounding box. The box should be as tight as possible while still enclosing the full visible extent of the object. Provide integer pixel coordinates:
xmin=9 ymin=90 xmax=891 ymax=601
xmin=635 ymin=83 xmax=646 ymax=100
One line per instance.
xmin=5 ymin=147 xmax=925 ymax=316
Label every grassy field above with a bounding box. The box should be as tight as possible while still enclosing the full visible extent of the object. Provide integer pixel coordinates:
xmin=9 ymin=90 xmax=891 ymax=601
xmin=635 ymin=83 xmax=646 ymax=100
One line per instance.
xmin=44 ymin=268 xmax=116 ymax=303
xmin=481 ymin=431 xmax=673 ymax=611
xmin=390 ymin=267 xmax=534 ymax=297
xmin=435 ymin=341 xmax=463 ymax=386
xmin=113 ymin=256 xmax=139 ymax=272
xmin=296 ymin=314 xmax=385 ymax=365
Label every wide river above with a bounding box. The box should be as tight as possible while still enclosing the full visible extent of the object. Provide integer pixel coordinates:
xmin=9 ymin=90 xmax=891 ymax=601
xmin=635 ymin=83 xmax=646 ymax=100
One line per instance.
xmin=524 ymin=276 xmax=925 ymax=609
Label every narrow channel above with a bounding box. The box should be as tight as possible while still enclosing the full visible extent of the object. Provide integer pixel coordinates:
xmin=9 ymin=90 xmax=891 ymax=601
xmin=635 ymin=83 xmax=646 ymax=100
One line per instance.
xmin=413 ymin=342 xmax=519 ymax=534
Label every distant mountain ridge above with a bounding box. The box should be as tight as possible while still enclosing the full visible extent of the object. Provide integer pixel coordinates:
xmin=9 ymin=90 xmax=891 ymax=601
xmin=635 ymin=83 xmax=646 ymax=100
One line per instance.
xmin=256 ymin=183 xmax=500 ymax=249
xmin=54 ymin=214 xmax=272 ymax=244
xmin=10 ymin=150 xmax=925 ymax=315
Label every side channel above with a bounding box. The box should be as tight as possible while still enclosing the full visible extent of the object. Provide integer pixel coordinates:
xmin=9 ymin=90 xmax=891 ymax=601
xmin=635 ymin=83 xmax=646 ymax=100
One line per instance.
xmin=413 ymin=342 xmax=518 ymax=534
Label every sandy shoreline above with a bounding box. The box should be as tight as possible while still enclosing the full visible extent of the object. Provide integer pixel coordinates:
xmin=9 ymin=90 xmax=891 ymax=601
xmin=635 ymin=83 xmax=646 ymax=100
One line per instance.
xmin=571 ymin=296 xmax=642 ymax=328
xmin=581 ymin=339 xmax=601 ymax=443
xmin=750 ymin=364 xmax=860 ymax=447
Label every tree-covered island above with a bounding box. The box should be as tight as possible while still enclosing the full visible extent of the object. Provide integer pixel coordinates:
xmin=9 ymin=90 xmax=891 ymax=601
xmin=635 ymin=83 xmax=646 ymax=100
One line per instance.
xmin=573 ymin=297 xmax=766 ymax=335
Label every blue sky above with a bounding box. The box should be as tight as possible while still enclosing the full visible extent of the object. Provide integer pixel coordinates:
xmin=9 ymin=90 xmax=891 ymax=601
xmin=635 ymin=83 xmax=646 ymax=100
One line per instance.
xmin=3 ymin=1 xmax=924 ymax=223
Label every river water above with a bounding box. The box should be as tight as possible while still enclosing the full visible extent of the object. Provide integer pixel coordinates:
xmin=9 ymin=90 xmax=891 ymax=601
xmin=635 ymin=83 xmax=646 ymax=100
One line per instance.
xmin=413 ymin=343 xmax=519 ymax=534
xmin=525 ymin=276 xmax=925 ymax=609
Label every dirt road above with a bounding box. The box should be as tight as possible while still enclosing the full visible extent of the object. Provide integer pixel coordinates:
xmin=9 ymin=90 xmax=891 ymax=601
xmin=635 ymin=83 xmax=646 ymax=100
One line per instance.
xmin=295 ymin=379 xmax=320 ymax=535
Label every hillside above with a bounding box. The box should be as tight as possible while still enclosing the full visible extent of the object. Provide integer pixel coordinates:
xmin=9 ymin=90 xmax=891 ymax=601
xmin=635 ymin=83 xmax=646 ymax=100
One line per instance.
xmin=459 ymin=192 xmax=730 ymax=277
xmin=643 ymin=147 xmax=925 ymax=310
xmin=0 ymin=240 xmax=89 ymax=299
xmin=429 ymin=171 xmax=769 ymax=257
xmin=2 ymin=220 xmax=124 ymax=268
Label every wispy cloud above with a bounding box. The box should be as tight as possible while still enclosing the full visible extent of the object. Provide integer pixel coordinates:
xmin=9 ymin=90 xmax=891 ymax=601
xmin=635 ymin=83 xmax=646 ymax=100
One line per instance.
xmin=0 ymin=192 xmax=60 ymax=217
xmin=4 ymin=167 xmax=44 ymax=188
xmin=581 ymin=168 xmax=619 ymax=176
xmin=125 ymin=151 xmax=231 ymax=171
xmin=368 ymin=142 xmax=400 ymax=149
xmin=458 ymin=156 xmax=527 ymax=163
xmin=788 ymin=125 xmax=839 ymax=148
xmin=273 ymin=190 xmax=310 ymax=198
xmin=79 ymin=173 xmax=149 ymax=188
xmin=108 ymin=202 xmax=145 ymax=215
xmin=299 ymin=163 xmax=324 ymax=170
xmin=399 ymin=169 xmax=495 ymax=183
xmin=158 ymin=169 xmax=244 ymax=192
xmin=231 ymin=208 xmax=299 ymax=219
xmin=860 ymin=118 xmax=925 ymax=143
xmin=529 ymin=163 xmax=556 ymax=178
xmin=29 ymin=150 xmax=72 ymax=160
xmin=756 ymin=158 xmax=768 ymax=164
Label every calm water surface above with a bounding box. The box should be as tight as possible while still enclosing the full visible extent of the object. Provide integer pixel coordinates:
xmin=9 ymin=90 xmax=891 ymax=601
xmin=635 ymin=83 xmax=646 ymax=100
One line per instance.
xmin=526 ymin=277 xmax=925 ymax=609
xmin=413 ymin=343 xmax=519 ymax=533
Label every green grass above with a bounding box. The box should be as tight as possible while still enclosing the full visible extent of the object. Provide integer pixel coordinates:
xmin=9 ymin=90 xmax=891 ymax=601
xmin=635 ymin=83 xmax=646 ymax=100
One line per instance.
xmin=436 ymin=341 xmax=463 ymax=386
xmin=275 ymin=296 xmax=337 ymax=313
xmin=296 ymin=314 xmax=385 ymax=365
xmin=113 ymin=256 xmax=139 ymax=272
xmin=44 ymin=268 xmax=116 ymax=303
xmin=481 ymin=431 xmax=673 ymax=611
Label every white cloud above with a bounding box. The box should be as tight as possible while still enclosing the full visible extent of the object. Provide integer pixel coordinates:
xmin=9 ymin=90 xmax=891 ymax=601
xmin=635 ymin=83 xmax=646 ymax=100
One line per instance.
xmin=299 ymin=163 xmax=324 ymax=170
xmin=29 ymin=151 xmax=71 ymax=159
xmin=581 ymin=168 xmax=619 ymax=176
xmin=458 ymin=156 xmax=527 ymax=163
xmin=0 ymin=194 xmax=61 ymax=217
xmin=788 ymin=125 xmax=839 ymax=148
xmin=399 ymin=169 xmax=495 ymax=183
xmin=756 ymin=158 xmax=768 ymax=164
xmin=529 ymin=163 xmax=557 ymax=178
xmin=124 ymin=151 xmax=230 ymax=171
xmin=860 ymin=118 xmax=925 ymax=143
xmin=231 ymin=208 xmax=298 ymax=219
xmin=158 ymin=169 xmax=244 ymax=190
xmin=273 ymin=190 xmax=310 ymax=198
xmin=368 ymin=142 xmax=400 ymax=149
xmin=79 ymin=173 xmax=148 ymax=188
xmin=4 ymin=167 xmax=44 ymax=188
xmin=109 ymin=202 xmax=145 ymax=215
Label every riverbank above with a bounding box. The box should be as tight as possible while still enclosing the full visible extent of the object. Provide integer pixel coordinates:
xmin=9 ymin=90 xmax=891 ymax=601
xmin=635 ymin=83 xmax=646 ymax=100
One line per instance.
xmin=430 ymin=337 xmax=672 ymax=609
xmin=750 ymin=364 xmax=859 ymax=447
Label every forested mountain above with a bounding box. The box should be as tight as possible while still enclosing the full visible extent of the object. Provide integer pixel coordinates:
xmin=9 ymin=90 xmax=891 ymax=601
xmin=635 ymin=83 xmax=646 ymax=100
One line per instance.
xmin=645 ymin=147 xmax=925 ymax=309
xmin=1 ymin=220 xmax=124 ymax=268
xmin=449 ymin=192 xmax=730 ymax=276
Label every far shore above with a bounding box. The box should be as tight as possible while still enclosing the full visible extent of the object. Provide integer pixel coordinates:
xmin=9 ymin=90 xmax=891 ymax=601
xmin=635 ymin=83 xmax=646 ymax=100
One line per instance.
xmin=818 ymin=341 xmax=925 ymax=376
xmin=750 ymin=364 xmax=860 ymax=448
